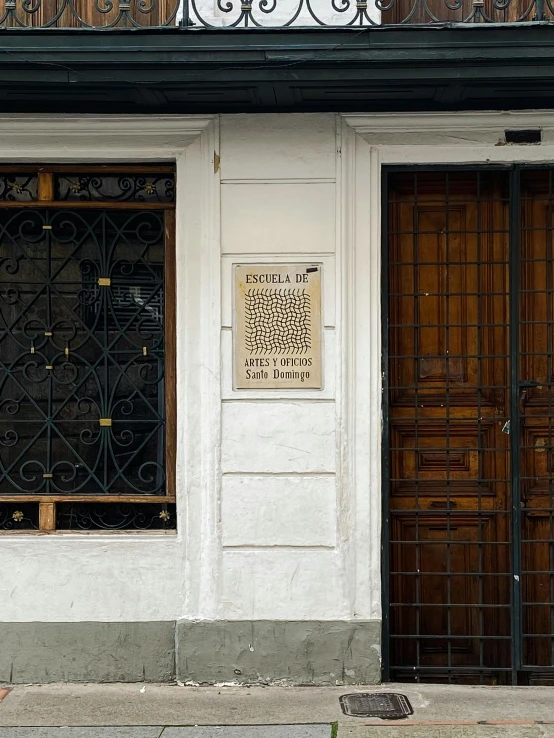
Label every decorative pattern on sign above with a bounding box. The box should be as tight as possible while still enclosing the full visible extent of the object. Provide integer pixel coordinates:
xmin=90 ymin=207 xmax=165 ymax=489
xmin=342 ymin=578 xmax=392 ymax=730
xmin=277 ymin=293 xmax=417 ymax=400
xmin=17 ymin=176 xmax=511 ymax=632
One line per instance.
xmin=244 ymin=288 xmax=311 ymax=355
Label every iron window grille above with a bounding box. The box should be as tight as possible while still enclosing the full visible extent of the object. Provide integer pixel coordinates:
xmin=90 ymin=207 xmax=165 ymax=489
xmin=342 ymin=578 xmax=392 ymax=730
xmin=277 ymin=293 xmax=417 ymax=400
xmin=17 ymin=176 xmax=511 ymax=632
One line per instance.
xmin=0 ymin=165 xmax=176 ymax=533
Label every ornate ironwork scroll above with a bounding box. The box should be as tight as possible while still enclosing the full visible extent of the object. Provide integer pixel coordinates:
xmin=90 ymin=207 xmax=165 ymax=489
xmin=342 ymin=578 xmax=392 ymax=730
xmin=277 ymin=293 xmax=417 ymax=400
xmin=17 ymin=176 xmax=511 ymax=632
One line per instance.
xmin=56 ymin=502 xmax=176 ymax=530
xmin=0 ymin=502 xmax=39 ymax=530
xmin=187 ymin=0 xmax=550 ymax=26
xmin=56 ymin=175 xmax=175 ymax=204
xmin=0 ymin=0 xmax=550 ymax=28
xmin=0 ymin=208 xmax=167 ymax=500
xmin=0 ymin=175 xmax=38 ymax=202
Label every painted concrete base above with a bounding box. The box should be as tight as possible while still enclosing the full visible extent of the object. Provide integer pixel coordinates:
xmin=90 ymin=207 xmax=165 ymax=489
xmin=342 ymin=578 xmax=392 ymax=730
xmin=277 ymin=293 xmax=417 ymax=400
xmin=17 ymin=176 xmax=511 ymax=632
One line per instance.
xmin=0 ymin=620 xmax=380 ymax=684
xmin=0 ymin=623 xmax=175 ymax=684
xmin=176 ymin=620 xmax=381 ymax=685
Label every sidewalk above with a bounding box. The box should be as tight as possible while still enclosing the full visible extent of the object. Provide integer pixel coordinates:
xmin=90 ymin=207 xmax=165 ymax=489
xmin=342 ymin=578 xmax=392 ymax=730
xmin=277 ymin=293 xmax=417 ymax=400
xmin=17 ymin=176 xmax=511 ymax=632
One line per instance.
xmin=0 ymin=683 xmax=554 ymax=737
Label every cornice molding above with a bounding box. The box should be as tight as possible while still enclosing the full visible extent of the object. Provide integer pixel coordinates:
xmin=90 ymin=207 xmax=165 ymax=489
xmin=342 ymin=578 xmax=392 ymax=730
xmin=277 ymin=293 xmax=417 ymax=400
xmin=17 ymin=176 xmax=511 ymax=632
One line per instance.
xmin=342 ymin=110 xmax=554 ymax=146
xmin=0 ymin=115 xmax=216 ymax=159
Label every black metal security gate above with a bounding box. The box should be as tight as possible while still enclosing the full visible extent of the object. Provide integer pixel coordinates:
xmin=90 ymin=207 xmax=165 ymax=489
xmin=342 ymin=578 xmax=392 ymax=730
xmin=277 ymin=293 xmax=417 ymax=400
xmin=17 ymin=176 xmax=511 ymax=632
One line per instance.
xmin=382 ymin=165 xmax=554 ymax=685
xmin=0 ymin=165 xmax=176 ymax=532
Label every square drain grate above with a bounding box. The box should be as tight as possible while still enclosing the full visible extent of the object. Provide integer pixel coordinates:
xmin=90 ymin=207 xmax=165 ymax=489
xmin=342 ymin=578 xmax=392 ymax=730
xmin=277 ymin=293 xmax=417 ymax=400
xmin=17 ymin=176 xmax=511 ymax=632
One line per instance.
xmin=339 ymin=693 xmax=414 ymax=720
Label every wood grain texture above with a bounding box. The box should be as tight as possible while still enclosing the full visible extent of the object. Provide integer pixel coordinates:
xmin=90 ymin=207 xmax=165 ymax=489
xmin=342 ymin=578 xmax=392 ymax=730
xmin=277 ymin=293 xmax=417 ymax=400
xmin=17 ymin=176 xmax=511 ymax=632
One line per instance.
xmin=164 ymin=210 xmax=177 ymax=499
xmin=37 ymin=172 xmax=54 ymax=201
xmin=387 ymin=171 xmax=511 ymax=678
xmin=39 ymin=502 xmax=56 ymax=532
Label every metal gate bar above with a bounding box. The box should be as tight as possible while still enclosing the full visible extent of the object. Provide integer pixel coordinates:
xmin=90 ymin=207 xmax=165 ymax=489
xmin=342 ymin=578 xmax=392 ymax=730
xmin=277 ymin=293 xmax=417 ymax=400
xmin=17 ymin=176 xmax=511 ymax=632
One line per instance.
xmin=383 ymin=165 xmax=554 ymax=685
xmin=510 ymin=166 xmax=522 ymax=682
xmin=383 ymin=168 xmax=513 ymax=684
xmin=519 ymin=168 xmax=554 ymax=683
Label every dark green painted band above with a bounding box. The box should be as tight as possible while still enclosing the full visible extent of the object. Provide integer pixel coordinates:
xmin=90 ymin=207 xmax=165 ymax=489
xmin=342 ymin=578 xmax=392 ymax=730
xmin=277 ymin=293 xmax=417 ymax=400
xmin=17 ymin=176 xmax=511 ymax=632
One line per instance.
xmin=0 ymin=620 xmax=380 ymax=685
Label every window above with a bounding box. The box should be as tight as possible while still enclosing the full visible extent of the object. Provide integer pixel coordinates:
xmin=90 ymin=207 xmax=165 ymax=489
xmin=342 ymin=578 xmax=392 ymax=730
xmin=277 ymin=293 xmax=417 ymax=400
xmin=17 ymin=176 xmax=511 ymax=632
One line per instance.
xmin=0 ymin=165 xmax=176 ymax=532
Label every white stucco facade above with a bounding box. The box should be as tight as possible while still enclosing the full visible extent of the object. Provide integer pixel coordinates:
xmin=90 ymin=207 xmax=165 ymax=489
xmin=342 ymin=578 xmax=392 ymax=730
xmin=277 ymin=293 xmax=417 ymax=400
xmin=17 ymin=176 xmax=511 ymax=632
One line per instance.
xmin=2 ymin=109 xmax=554 ymax=633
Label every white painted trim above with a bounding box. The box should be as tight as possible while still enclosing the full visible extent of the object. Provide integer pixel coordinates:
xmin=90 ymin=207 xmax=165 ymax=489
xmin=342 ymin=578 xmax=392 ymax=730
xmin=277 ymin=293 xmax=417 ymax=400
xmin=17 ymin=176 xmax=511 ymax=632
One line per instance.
xmin=0 ymin=114 xmax=219 ymax=624
xmin=341 ymin=111 xmax=554 ymax=163
xmin=0 ymin=115 xmax=214 ymax=160
xmin=342 ymin=110 xmax=554 ymax=136
xmin=335 ymin=116 xmax=354 ymax=618
xmin=338 ymin=118 xmax=382 ymax=622
xmin=176 ymin=119 xmax=222 ymax=621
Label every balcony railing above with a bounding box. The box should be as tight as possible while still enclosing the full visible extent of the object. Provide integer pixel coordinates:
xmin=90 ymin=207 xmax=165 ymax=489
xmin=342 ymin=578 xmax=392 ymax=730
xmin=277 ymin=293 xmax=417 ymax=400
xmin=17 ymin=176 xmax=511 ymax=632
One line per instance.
xmin=0 ymin=0 xmax=550 ymax=29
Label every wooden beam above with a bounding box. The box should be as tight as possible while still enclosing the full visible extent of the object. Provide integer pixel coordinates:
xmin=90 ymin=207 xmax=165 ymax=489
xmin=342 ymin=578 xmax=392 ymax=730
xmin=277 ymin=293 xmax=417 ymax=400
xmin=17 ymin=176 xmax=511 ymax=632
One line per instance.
xmin=0 ymin=495 xmax=176 ymax=504
xmin=39 ymin=502 xmax=56 ymax=531
xmin=38 ymin=171 xmax=54 ymax=201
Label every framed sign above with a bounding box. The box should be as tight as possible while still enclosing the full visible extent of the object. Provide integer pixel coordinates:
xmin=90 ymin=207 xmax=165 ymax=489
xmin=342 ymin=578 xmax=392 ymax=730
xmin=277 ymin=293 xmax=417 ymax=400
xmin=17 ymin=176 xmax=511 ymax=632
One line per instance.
xmin=234 ymin=263 xmax=322 ymax=389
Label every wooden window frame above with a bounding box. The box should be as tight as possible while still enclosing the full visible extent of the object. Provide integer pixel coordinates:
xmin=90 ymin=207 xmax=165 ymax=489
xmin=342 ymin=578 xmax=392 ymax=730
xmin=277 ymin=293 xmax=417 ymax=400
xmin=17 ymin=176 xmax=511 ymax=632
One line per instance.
xmin=0 ymin=163 xmax=176 ymax=533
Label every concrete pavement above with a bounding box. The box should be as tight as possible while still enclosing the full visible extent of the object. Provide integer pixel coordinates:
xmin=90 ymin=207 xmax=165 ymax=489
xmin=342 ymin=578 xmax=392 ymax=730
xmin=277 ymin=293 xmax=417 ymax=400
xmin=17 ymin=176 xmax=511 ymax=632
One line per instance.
xmin=0 ymin=730 xmax=331 ymax=738
xmin=0 ymin=683 xmax=554 ymax=737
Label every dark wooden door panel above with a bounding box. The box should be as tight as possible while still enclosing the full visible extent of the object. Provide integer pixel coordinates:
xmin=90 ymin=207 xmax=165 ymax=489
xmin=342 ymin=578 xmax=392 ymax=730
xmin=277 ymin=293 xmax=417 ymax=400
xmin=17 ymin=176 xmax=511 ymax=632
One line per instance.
xmin=387 ymin=167 xmax=554 ymax=682
xmin=390 ymin=513 xmax=511 ymax=671
xmin=387 ymin=171 xmax=511 ymax=682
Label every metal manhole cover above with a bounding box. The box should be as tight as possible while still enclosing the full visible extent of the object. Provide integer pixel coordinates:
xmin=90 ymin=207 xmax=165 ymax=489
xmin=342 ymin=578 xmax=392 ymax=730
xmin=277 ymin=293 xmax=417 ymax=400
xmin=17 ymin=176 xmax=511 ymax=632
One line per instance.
xmin=339 ymin=693 xmax=414 ymax=719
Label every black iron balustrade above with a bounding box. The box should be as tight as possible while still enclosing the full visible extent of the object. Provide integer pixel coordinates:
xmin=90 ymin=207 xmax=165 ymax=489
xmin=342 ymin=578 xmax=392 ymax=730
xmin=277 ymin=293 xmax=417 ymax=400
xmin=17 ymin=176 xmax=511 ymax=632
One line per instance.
xmin=0 ymin=0 xmax=551 ymax=29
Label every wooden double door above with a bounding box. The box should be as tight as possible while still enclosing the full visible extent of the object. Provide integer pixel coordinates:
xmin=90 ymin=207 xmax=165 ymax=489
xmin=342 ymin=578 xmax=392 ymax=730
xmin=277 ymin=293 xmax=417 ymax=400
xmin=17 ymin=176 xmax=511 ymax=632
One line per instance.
xmin=385 ymin=168 xmax=554 ymax=684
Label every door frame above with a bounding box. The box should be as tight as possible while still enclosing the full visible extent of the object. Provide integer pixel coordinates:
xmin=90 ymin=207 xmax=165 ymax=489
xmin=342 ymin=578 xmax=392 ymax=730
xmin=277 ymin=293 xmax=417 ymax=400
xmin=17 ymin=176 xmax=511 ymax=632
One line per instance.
xmin=379 ymin=161 xmax=554 ymax=683
xmin=339 ymin=113 xmax=554 ymax=681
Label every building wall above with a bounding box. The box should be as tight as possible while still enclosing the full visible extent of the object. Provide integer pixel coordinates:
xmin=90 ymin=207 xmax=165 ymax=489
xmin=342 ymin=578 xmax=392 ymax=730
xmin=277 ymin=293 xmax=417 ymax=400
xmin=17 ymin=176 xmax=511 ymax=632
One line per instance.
xmin=3 ymin=111 xmax=545 ymax=683
xmin=218 ymin=114 xmax=344 ymax=621
xmin=0 ymin=113 xmax=381 ymax=684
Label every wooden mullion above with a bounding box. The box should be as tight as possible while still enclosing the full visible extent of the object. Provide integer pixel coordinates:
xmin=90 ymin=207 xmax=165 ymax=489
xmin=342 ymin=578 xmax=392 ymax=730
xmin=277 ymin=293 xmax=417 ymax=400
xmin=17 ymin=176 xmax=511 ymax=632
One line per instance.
xmin=38 ymin=172 xmax=54 ymax=201
xmin=165 ymin=209 xmax=177 ymax=498
xmin=0 ymin=496 xmax=176 ymax=504
xmin=0 ymin=530 xmax=176 ymax=537
xmin=39 ymin=502 xmax=56 ymax=531
xmin=0 ymin=165 xmax=175 ymax=174
xmin=39 ymin=164 xmax=176 ymax=174
xmin=0 ymin=165 xmax=40 ymax=174
xmin=0 ymin=201 xmax=174 ymax=210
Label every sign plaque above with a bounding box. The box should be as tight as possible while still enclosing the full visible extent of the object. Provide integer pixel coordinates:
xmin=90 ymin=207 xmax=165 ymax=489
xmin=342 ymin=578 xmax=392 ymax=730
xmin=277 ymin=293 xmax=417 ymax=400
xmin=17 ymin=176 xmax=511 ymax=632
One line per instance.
xmin=235 ymin=263 xmax=322 ymax=389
